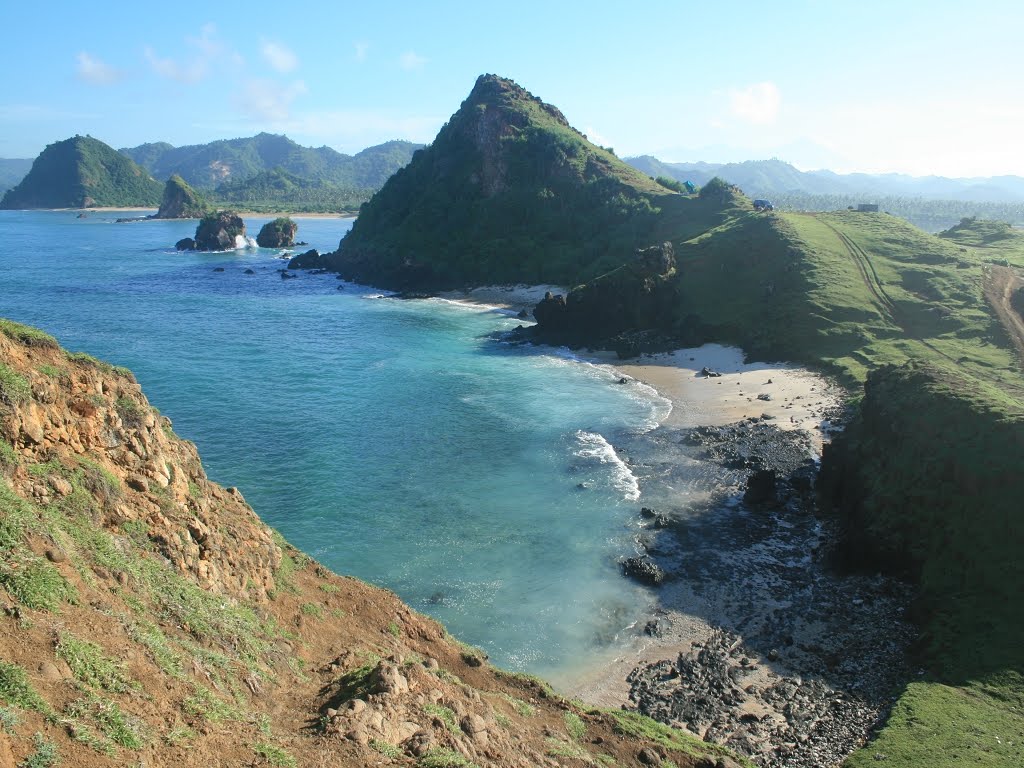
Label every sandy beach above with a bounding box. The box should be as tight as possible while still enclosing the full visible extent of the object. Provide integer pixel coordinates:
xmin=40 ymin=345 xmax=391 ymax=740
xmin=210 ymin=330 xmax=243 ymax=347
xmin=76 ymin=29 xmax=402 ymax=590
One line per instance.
xmin=437 ymin=283 xmax=566 ymax=315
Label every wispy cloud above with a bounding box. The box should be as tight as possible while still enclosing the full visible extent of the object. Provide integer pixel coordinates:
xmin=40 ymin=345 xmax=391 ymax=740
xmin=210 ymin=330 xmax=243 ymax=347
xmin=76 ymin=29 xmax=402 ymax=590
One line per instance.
xmin=237 ymin=79 xmax=308 ymax=121
xmin=76 ymin=52 xmax=122 ymax=85
xmin=354 ymin=41 xmax=370 ymax=62
xmin=145 ymin=23 xmax=224 ymax=83
xmin=398 ymin=51 xmax=427 ymax=71
xmin=583 ymin=125 xmax=614 ymax=149
xmin=260 ymin=41 xmax=298 ymax=74
xmin=729 ymin=82 xmax=781 ymax=125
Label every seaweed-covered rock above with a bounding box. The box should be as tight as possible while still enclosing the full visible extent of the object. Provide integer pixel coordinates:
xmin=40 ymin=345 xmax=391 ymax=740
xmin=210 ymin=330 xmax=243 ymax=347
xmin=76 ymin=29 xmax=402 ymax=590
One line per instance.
xmin=194 ymin=211 xmax=245 ymax=251
xmin=256 ymin=217 xmax=297 ymax=248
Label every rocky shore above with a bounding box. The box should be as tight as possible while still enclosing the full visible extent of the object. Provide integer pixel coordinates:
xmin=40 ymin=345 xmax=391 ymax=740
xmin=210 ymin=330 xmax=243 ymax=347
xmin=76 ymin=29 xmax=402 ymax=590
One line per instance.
xmin=570 ymin=392 xmax=915 ymax=768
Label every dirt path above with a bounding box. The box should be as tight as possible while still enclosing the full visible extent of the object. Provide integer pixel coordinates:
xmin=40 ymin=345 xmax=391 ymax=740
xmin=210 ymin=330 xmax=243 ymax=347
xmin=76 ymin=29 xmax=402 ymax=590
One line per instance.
xmin=984 ymin=265 xmax=1024 ymax=364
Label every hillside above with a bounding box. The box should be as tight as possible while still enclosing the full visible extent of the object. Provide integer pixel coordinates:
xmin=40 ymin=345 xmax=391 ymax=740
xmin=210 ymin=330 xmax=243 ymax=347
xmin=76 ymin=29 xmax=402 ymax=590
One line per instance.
xmin=320 ymin=74 xmax=718 ymax=289
xmin=0 ymin=137 xmax=162 ymax=210
xmin=0 ymin=319 xmax=747 ymax=767
xmin=121 ymin=134 xmax=422 ymax=191
xmin=213 ymin=168 xmax=371 ymax=215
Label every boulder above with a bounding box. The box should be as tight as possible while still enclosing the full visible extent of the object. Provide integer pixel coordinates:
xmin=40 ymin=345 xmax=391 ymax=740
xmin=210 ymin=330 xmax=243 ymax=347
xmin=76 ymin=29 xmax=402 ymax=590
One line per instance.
xmin=194 ymin=211 xmax=245 ymax=251
xmin=175 ymin=237 xmax=196 ymax=251
xmin=532 ymin=291 xmax=567 ymax=326
xmin=743 ymin=469 xmax=777 ymax=506
xmin=256 ymin=217 xmax=298 ymax=248
xmin=621 ymin=556 xmax=666 ymax=586
xmin=287 ymin=249 xmax=322 ymax=270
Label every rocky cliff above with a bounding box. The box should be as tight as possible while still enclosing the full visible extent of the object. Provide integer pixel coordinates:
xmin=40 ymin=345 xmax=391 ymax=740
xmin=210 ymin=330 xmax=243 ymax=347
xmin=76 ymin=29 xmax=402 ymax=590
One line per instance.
xmin=154 ymin=175 xmax=209 ymax=219
xmin=0 ymin=319 xmax=744 ymax=767
xmin=256 ymin=217 xmax=297 ymax=248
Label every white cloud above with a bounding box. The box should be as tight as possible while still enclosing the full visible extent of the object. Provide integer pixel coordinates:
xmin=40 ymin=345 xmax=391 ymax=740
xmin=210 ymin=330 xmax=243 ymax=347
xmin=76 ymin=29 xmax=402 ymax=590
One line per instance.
xmin=729 ymin=82 xmax=781 ymax=125
xmin=237 ymin=79 xmax=308 ymax=121
xmin=583 ymin=125 xmax=614 ymax=149
xmin=398 ymin=51 xmax=427 ymax=71
xmin=145 ymin=23 xmax=225 ymax=83
xmin=76 ymin=52 xmax=122 ymax=85
xmin=261 ymin=41 xmax=298 ymax=73
xmin=354 ymin=41 xmax=370 ymax=62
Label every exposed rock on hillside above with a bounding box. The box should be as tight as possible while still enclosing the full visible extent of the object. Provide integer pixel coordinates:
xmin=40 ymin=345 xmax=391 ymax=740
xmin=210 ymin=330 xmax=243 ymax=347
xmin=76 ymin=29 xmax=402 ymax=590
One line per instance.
xmin=0 ymin=318 xmax=741 ymax=767
xmin=256 ymin=217 xmax=297 ymax=248
xmin=154 ymin=174 xmax=208 ymax=219
xmin=321 ymin=74 xmax=679 ymax=289
xmin=0 ymin=135 xmax=162 ymax=209
xmin=193 ymin=210 xmax=245 ymax=250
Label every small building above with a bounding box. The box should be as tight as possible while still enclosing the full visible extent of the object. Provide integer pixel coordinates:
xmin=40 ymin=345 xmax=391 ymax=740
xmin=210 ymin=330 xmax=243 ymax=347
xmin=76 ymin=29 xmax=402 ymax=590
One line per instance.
xmin=856 ymin=203 xmax=879 ymax=212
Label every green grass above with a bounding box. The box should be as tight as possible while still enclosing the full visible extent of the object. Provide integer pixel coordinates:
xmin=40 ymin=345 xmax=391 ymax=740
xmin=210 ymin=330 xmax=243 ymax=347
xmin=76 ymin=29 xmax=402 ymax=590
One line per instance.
xmin=844 ymin=681 xmax=1024 ymax=767
xmin=498 ymin=692 xmax=534 ymax=717
xmin=56 ymin=633 xmax=136 ymax=693
xmin=253 ymin=742 xmax=297 ymax=767
xmin=183 ymin=684 xmax=243 ymax=724
xmin=19 ymin=733 xmax=59 ymax=768
xmin=0 ymin=362 xmax=31 ymax=405
xmin=422 ymin=702 xmax=458 ymax=732
xmin=0 ymin=705 xmax=18 ymax=733
xmin=65 ymin=694 xmax=146 ymax=751
xmin=370 ymin=738 xmax=403 ymax=758
xmin=162 ymin=725 xmax=197 ymax=746
xmin=318 ymin=582 xmax=340 ymax=594
xmin=0 ymin=439 xmax=18 ymax=472
xmin=0 ymin=319 xmax=58 ymax=349
xmin=121 ymin=617 xmax=185 ymax=678
xmin=299 ymin=602 xmax=323 ymax=618
xmin=608 ymin=711 xmax=750 ymax=765
xmin=545 ymin=738 xmax=590 ymax=760
xmin=0 ymin=661 xmax=50 ymax=715
xmin=417 ymin=746 xmax=477 ymax=768
xmin=564 ymin=711 xmax=587 ymax=741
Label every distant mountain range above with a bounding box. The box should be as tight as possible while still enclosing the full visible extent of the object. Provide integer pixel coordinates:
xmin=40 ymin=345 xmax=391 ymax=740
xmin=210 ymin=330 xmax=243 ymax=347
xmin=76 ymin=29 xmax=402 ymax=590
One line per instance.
xmin=120 ymin=133 xmax=423 ymax=192
xmin=625 ymin=156 xmax=1024 ymax=204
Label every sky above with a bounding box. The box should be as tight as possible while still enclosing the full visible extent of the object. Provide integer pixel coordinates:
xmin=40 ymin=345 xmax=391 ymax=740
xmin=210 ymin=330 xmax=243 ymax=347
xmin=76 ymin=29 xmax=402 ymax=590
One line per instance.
xmin=2 ymin=0 xmax=1022 ymax=177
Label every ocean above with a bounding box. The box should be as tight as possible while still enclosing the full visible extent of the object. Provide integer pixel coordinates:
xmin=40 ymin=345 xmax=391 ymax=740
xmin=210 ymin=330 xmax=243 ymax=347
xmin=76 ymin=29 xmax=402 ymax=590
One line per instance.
xmin=0 ymin=210 xmax=671 ymax=681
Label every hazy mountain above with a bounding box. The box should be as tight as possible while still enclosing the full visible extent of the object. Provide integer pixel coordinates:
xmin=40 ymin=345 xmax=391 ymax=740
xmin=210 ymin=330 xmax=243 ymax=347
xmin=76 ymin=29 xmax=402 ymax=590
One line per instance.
xmin=0 ymin=158 xmax=32 ymax=194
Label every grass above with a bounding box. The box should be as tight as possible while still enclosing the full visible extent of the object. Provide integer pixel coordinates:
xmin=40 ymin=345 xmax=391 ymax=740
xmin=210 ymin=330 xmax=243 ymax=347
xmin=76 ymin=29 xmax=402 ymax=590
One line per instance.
xmin=498 ymin=692 xmax=534 ymax=717
xmin=318 ymin=582 xmax=340 ymax=594
xmin=564 ymin=711 xmax=587 ymax=741
xmin=0 ymin=438 xmax=18 ymax=472
xmin=370 ymin=738 xmax=403 ymax=758
xmin=122 ymin=617 xmax=185 ymax=678
xmin=253 ymin=742 xmax=297 ymax=767
xmin=0 ymin=362 xmax=31 ymax=405
xmin=387 ymin=620 xmax=401 ymax=637
xmin=0 ymin=319 xmax=58 ymax=348
xmin=56 ymin=632 xmax=136 ymax=693
xmin=0 ymin=705 xmax=18 ymax=732
xmin=183 ymin=684 xmax=244 ymax=724
xmin=494 ymin=668 xmax=556 ymax=699
xmin=163 ymin=725 xmax=197 ymax=746
xmin=19 ymin=733 xmax=59 ymax=768
xmin=608 ymin=711 xmax=749 ymax=764
xmin=0 ymin=661 xmax=50 ymax=715
xmin=545 ymin=738 xmax=590 ymax=760
xmin=417 ymin=746 xmax=477 ymax=768
xmin=423 ymin=702 xmax=458 ymax=732
xmin=65 ymin=694 xmax=146 ymax=751
xmin=299 ymin=602 xmax=323 ymax=618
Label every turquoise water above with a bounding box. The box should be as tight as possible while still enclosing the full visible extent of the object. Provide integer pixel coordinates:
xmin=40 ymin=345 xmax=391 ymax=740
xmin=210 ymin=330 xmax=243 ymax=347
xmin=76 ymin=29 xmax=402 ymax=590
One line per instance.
xmin=0 ymin=210 xmax=669 ymax=679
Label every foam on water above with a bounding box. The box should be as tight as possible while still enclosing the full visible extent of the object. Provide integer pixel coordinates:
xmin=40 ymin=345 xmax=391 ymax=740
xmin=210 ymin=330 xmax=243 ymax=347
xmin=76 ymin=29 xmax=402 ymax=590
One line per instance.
xmin=573 ymin=430 xmax=641 ymax=501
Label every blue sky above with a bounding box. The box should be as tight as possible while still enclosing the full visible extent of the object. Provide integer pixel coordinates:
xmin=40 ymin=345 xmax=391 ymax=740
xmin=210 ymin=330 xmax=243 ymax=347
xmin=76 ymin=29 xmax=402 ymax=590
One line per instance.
xmin=2 ymin=0 xmax=1022 ymax=176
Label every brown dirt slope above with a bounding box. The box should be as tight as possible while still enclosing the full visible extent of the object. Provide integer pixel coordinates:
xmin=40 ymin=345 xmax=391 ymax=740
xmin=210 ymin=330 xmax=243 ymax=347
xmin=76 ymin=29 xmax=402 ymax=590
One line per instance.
xmin=0 ymin=320 xmax=746 ymax=768
xmin=984 ymin=265 xmax=1024 ymax=364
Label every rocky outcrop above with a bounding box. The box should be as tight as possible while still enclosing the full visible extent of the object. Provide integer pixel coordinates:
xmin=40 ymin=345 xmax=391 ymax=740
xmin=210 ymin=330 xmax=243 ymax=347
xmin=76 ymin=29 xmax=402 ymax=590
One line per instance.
xmin=256 ymin=217 xmax=297 ymax=248
xmin=175 ymin=237 xmax=196 ymax=251
xmin=287 ymin=248 xmax=321 ymax=269
xmin=194 ymin=210 xmax=245 ymax=250
xmin=153 ymin=174 xmax=208 ymax=219
xmin=530 ymin=242 xmax=681 ymax=351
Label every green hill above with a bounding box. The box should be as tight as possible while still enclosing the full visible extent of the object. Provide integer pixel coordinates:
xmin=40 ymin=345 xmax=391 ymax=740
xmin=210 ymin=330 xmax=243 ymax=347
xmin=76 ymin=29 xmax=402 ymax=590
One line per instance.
xmin=212 ymin=168 xmax=370 ymax=214
xmin=0 ymin=136 xmax=162 ymax=209
xmin=120 ymin=133 xmax=422 ymax=191
xmin=323 ymin=74 xmax=711 ymax=289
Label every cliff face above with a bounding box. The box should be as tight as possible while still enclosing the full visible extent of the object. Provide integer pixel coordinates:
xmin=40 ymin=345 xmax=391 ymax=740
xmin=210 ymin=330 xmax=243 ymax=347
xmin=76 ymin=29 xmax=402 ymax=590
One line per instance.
xmin=0 ymin=320 xmax=739 ymax=768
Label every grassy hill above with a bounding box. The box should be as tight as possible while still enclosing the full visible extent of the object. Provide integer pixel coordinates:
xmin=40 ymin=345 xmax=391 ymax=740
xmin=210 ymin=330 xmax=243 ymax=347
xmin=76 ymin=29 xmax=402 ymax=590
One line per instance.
xmin=0 ymin=136 xmax=162 ymax=209
xmin=325 ymin=74 xmax=711 ymax=289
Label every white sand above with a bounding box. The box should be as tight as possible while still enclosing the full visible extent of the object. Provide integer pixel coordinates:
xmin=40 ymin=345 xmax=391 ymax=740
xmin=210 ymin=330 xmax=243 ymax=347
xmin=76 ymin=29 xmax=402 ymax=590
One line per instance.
xmin=437 ymin=284 xmax=565 ymax=315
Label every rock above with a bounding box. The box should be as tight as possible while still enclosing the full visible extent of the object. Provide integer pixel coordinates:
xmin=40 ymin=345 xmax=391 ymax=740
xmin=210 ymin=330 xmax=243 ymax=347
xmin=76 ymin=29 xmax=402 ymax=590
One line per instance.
xmin=640 ymin=507 xmax=657 ymax=518
xmin=213 ymin=267 xmax=225 ymax=272
xmin=287 ymin=249 xmax=322 ymax=270
xmin=256 ymin=217 xmax=298 ymax=248
xmin=280 ymin=271 xmax=296 ymax=280
xmin=621 ymin=556 xmax=666 ymax=586
xmin=405 ymin=730 xmax=433 ymax=757
xmin=175 ymin=237 xmax=196 ymax=251
xmin=45 ymin=548 xmax=66 ymax=564
xmin=38 ymin=661 xmax=63 ymax=681
xmin=193 ymin=211 xmax=245 ymax=251
xmin=154 ymin=175 xmax=208 ymax=219
xmin=638 ymin=746 xmax=661 ymax=765
xmin=701 ymin=366 xmax=722 ymax=378
xmin=243 ymin=269 xmax=255 ymax=275
xmin=48 ymin=476 xmax=73 ymax=497
xmin=516 ymin=309 xmax=529 ymax=319
xmin=743 ymin=469 xmax=777 ymax=505
xmin=532 ymin=291 xmax=567 ymax=326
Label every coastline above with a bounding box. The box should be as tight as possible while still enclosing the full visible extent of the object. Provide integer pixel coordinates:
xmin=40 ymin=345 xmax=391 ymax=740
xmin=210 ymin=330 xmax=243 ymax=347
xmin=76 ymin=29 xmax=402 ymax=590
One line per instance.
xmin=445 ymin=284 xmax=911 ymax=768
xmin=47 ymin=207 xmax=356 ymax=219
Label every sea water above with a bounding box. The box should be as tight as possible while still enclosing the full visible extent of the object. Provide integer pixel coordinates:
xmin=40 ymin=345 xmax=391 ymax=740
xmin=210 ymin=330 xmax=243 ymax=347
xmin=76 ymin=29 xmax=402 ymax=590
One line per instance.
xmin=0 ymin=210 xmax=673 ymax=680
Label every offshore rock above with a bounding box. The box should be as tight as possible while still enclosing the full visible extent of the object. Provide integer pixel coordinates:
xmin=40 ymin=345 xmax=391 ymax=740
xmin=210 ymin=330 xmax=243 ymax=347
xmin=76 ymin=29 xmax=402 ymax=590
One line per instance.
xmin=256 ymin=217 xmax=298 ymax=248
xmin=154 ymin=174 xmax=208 ymax=219
xmin=287 ymin=248 xmax=322 ymax=270
xmin=194 ymin=211 xmax=245 ymax=251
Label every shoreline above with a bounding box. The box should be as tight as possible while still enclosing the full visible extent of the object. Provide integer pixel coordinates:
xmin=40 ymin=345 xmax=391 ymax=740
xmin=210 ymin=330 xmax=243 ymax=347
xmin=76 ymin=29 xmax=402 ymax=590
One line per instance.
xmin=443 ymin=284 xmax=911 ymax=767
xmin=28 ymin=207 xmax=357 ymax=219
